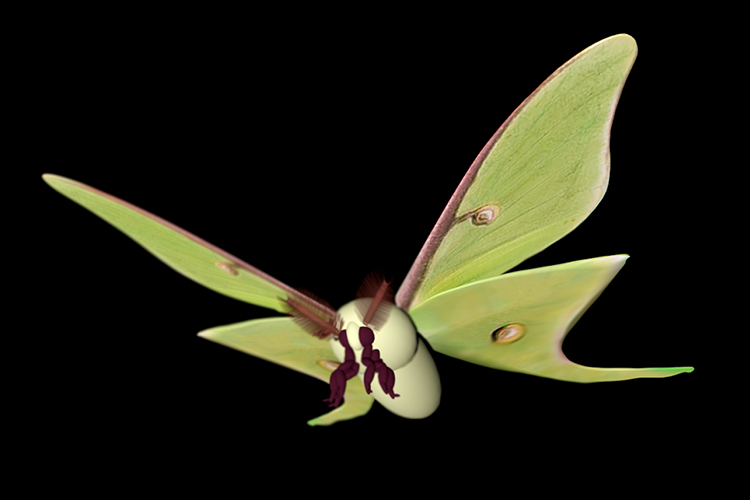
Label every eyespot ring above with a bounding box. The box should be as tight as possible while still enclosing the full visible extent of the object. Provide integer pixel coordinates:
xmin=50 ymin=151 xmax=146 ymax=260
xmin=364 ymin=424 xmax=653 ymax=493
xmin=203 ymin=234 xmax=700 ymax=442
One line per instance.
xmin=317 ymin=360 xmax=340 ymax=371
xmin=491 ymin=323 xmax=525 ymax=344
xmin=470 ymin=205 xmax=499 ymax=226
xmin=215 ymin=261 xmax=239 ymax=276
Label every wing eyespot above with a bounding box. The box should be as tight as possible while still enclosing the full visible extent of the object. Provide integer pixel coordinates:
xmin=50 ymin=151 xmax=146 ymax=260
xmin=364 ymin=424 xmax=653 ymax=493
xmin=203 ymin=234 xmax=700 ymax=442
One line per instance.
xmin=215 ymin=261 xmax=239 ymax=276
xmin=317 ymin=360 xmax=340 ymax=371
xmin=455 ymin=204 xmax=501 ymax=227
xmin=471 ymin=205 xmax=500 ymax=226
xmin=491 ymin=323 xmax=525 ymax=344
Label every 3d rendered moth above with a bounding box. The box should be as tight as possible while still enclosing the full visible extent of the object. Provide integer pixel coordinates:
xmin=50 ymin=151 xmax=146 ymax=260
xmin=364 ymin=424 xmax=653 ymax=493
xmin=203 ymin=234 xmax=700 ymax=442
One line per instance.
xmin=43 ymin=34 xmax=693 ymax=426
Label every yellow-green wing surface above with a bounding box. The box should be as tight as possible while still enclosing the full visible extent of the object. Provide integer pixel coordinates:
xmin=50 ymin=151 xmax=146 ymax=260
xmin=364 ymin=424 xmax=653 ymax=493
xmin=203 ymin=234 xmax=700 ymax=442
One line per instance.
xmin=397 ymin=34 xmax=637 ymax=310
xmin=410 ymin=256 xmax=693 ymax=382
xmin=198 ymin=317 xmax=373 ymax=425
xmin=43 ymin=174 xmax=334 ymax=316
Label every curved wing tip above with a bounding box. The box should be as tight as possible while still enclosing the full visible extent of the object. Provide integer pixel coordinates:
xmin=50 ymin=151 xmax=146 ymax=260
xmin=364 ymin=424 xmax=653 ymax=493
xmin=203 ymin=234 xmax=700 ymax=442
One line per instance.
xmin=196 ymin=330 xmax=212 ymax=338
xmin=604 ymin=33 xmax=636 ymax=47
xmin=586 ymin=254 xmax=628 ymax=267
xmin=590 ymin=34 xmax=636 ymax=59
xmin=613 ymin=33 xmax=635 ymax=41
xmin=42 ymin=173 xmax=58 ymax=184
xmin=42 ymin=173 xmax=74 ymax=188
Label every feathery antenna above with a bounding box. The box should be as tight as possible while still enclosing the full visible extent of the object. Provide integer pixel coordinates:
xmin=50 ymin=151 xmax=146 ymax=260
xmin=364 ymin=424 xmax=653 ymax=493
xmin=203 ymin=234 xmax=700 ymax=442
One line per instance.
xmin=356 ymin=271 xmax=394 ymax=330
xmin=281 ymin=289 xmax=340 ymax=339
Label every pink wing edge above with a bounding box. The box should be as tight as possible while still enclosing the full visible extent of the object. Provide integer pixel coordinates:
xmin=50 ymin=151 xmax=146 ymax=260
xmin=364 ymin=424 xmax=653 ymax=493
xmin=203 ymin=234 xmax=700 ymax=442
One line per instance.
xmin=395 ymin=36 xmax=631 ymax=311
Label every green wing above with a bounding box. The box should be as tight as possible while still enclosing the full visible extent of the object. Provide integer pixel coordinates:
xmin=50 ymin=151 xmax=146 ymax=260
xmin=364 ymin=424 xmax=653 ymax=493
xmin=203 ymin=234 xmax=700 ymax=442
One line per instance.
xmin=199 ymin=317 xmax=373 ymax=425
xmin=410 ymin=256 xmax=693 ymax=382
xmin=43 ymin=174 xmax=362 ymax=423
xmin=43 ymin=174 xmax=334 ymax=316
xmin=401 ymin=35 xmax=691 ymax=380
xmin=396 ymin=34 xmax=637 ymax=311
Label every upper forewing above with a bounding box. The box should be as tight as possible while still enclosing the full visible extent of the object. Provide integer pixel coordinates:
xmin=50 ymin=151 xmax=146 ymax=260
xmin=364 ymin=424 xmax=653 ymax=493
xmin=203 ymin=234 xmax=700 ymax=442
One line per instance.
xmin=397 ymin=35 xmax=637 ymax=310
xmin=43 ymin=174 xmax=335 ymax=316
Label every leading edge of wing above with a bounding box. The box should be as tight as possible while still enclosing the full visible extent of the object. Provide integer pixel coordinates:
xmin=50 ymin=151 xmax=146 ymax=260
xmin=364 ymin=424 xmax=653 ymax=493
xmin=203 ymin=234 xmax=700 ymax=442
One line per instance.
xmin=396 ymin=34 xmax=637 ymax=310
xmin=43 ymin=174 xmax=335 ymax=317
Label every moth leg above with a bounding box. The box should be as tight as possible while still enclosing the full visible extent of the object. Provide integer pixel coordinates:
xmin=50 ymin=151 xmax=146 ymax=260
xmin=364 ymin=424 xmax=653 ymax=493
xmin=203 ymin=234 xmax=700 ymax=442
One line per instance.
xmin=324 ymin=359 xmax=359 ymax=407
xmin=359 ymin=327 xmax=376 ymax=394
xmin=323 ymin=369 xmax=345 ymax=407
xmin=371 ymin=349 xmax=399 ymax=399
xmin=362 ymin=359 xmax=375 ymax=394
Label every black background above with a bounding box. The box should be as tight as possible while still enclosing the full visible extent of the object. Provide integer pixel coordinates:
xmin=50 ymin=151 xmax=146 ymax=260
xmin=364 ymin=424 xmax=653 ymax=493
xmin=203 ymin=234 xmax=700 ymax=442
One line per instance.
xmin=27 ymin=10 xmax=707 ymax=484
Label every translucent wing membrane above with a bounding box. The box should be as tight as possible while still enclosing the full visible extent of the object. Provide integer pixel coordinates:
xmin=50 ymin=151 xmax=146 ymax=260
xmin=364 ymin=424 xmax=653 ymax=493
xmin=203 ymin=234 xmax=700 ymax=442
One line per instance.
xmin=397 ymin=35 xmax=638 ymax=310
xmin=43 ymin=174 xmax=335 ymax=317
xmin=409 ymin=256 xmax=693 ymax=382
xmin=198 ymin=317 xmax=373 ymax=425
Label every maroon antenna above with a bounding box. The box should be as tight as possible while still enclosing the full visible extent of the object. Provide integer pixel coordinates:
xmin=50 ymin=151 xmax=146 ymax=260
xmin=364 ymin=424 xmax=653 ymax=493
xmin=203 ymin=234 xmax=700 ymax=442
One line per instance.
xmin=356 ymin=271 xmax=395 ymax=330
xmin=281 ymin=289 xmax=341 ymax=339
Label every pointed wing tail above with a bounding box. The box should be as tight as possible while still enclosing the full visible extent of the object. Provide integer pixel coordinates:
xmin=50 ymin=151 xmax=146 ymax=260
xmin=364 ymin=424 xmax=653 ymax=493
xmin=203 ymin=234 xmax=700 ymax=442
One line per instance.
xmin=410 ymin=256 xmax=693 ymax=383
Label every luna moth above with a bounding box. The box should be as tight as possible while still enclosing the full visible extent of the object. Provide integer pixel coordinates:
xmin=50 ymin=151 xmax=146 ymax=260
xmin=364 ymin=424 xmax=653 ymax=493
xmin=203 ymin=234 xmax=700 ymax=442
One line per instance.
xmin=43 ymin=33 xmax=692 ymax=427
